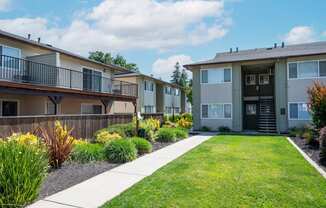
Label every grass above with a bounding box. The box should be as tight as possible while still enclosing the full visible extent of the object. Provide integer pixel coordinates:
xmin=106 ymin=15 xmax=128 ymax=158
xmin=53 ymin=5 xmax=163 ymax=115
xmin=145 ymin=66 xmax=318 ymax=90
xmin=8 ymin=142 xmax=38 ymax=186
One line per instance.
xmin=102 ymin=135 xmax=326 ymax=208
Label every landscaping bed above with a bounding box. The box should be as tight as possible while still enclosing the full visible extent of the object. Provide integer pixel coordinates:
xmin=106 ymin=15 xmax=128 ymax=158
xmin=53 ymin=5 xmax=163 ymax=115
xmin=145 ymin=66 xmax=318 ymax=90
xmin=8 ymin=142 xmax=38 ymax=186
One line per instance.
xmin=290 ymin=136 xmax=326 ymax=172
xmin=38 ymin=140 xmax=178 ymax=199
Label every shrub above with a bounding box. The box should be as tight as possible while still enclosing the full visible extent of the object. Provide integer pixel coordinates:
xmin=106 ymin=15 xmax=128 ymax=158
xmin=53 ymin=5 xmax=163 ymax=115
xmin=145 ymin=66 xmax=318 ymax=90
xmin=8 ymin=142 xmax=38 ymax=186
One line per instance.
xmin=162 ymin=120 xmax=177 ymax=128
xmin=129 ymin=137 xmax=152 ymax=154
xmin=319 ymin=127 xmax=326 ymax=165
xmin=177 ymin=118 xmax=192 ymax=129
xmin=173 ymin=128 xmax=188 ymax=139
xmin=0 ymin=141 xmax=48 ymax=207
xmin=73 ymin=139 xmax=89 ymax=145
xmin=105 ymin=139 xmax=137 ymax=163
xmin=200 ymin=126 xmax=211 ymax=132
xmin=141 ymin=118 xmax=160 ymax=131
xmin=157 ymin=128 xmax=177 ymax=142
xmin=106 ymin=123 xmax=135 ymax=137
xmin=288 ymin=127 xmax=299 ymax=137
xmin=34 ymin=120 xmax=75 ymax=168
xmin=307 ymin=82 xmax=326 ymax=130
xmin=180 ymin=113 xmax=193 ymax=122
xmin=96 ymin=131 xmax=121 ymax=144
xmin=70 ymin=143 xmax=105 ymax=163
xmin=7 ymin=132 xmax=39 ymax=146
xmin=218 ymin=126 xmax=231 ymax=133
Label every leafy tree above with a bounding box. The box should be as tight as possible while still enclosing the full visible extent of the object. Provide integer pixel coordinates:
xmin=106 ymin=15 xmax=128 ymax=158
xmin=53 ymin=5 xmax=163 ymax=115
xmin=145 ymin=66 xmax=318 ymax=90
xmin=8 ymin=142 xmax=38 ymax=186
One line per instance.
xmin=171 ymin=62 xmax=181 ymax=84
xmin=89 ymin=51 xmax=138 ymax=71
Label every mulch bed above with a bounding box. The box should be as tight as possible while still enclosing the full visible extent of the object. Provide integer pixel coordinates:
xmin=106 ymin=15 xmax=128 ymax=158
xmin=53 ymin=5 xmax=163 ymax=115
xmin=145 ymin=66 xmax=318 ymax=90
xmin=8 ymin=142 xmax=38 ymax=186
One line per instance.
xmin=38 ymin=141 xmax=178 ymax=199
xmin=290 ymin=137 xmax=326 ymax=172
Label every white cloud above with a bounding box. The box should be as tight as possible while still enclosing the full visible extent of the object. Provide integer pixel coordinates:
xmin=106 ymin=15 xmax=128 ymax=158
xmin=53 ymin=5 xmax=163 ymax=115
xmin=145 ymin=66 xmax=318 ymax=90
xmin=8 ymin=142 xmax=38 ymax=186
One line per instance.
xmin=283 ymin=26 xmax=316 ymax=44
xmin=0 ymin=0 xmax=229 ymax=55
xmin=322 ymin=31 xmax=326 ymax=37
xmin=152 ymin=54 xmax=193 ymax=82
xmin=0 ymin=0 xmax=10 ymax=11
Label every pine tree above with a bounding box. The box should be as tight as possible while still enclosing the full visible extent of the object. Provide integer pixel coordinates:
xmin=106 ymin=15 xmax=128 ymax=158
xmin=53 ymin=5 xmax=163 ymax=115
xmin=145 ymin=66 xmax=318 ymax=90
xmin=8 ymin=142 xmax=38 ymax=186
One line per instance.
xmin=170 ymin=62 xmax=181 ymax=84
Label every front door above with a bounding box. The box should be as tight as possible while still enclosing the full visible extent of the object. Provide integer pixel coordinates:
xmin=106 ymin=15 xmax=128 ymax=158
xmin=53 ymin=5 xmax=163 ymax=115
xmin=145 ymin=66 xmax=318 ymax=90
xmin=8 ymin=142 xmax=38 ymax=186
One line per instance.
xmin=2 ymin=101 xmax=18 ymax=116
xmin=244 ymin=101 xmax=258 ymax=130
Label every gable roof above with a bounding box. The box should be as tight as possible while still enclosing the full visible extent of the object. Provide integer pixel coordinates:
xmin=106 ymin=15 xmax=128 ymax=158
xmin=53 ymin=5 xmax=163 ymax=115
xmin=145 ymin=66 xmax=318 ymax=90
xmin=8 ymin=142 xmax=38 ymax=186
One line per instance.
xmin=184 ymin=41 xmax=326 ymax=67
xmin=114 ymin=72 xmax=181 ymax=88
xmin=0 ymin=30 xmax=130 ymax=72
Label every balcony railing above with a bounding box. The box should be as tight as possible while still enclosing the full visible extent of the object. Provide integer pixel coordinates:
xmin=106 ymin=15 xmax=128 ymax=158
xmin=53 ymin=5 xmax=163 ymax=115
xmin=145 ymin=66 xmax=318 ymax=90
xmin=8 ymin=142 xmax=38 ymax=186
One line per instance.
xmin=0 ymin=55 xmax=137 ymax=97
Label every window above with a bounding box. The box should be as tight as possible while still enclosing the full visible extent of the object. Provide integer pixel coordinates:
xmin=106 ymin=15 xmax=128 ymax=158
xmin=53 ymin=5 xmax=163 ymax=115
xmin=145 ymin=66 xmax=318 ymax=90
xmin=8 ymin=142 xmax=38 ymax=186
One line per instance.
xmin=165 ymin=106 xmax=172 ymax=114
xmin=1 ymin=45 xmax=21 ymax=68
xmin=246 ymin=104 xmax=256 ymax=115
xmin=245 ymin=74 xmax=256 ymax=85
xmin=174 ymin=107 xmax=180 ymax=114
xmin=201 ymin=103 xmax=232 ymax=119
xmin=81 ymin=104 xmax=102 ymax=114
xmin=144 ymin=80 xmax=154 ymax=92
xmin=201 ymin=68 xmax=232 ymax=84
xmin=83 ymin=68 xmax=102 ymax=92
xmin=165 ymin=87 xmax=171 ymax=95
xmin=288 ymin=60 xmax=326 ymax=79
xmin=144 ymin=105 xmax=154 ymax=113
xmin=1 ymin=100 xmax=18 ymax=116
xmin=175 ymin=89 xmax=180 ymax=96
xmin=259 ymin=74 xmax=269 ymax=85
xmin=46 ymin=101 xmax=56 ymax=115
xmin=289 ymin=103 xmax=311 ymax=120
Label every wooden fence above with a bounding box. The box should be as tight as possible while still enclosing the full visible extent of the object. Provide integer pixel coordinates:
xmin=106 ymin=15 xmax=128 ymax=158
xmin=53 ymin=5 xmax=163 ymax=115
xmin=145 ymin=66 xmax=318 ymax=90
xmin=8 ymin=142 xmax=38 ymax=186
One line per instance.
xmin=0 ymin=113 xmax=164 ymax=139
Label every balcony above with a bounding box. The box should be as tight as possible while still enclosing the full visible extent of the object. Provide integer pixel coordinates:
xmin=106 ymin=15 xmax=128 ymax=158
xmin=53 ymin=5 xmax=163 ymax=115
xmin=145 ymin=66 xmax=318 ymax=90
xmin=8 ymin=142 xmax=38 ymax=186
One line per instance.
xmin=0 ymin=55 xmax=137 ymax=97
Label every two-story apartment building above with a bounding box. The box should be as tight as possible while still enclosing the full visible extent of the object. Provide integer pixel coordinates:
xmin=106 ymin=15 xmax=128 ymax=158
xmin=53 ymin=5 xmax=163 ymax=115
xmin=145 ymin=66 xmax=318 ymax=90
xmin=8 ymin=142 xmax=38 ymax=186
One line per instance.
xmin=0 ymin=30 xmax=137 ymax=116
xmin=112 ymin=72 xmax=185 ymax=114
xmin=185 ymin=41 xmax=326 ymax=133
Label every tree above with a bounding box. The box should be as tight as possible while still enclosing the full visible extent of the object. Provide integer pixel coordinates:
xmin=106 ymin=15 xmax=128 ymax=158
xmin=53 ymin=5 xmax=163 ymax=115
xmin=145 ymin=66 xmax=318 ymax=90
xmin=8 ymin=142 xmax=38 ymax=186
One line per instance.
xmin=89 ymin=51 xmax=138 ymax=71
xmin=170 ymin=62 xmax=181 ymax=84
xmin=179 ymin=68 xmax=188 ymax=87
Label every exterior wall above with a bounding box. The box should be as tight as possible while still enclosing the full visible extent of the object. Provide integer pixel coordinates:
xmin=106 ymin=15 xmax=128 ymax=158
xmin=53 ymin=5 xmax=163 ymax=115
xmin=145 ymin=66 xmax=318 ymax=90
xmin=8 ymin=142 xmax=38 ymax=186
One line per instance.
xmin=156 ymin=84 xmax=164 ymax=113
xmin=231 ymin=63 xmax=242 ymax=131
xmin=199 ymin=63 xmax=233 ymax=130
xmin=287 ymin=54 xmax=326 ymax=128
xmin=0 ymin=93 xmax=47 ymax=116
xmin=191 ymin=69 xmax=201 ymax=130
xmin=163 ymin=86 xmax=181 ymax=114
xmin=60 ymin=97 xmax=104 ymax=114
xmin=112 ymin=76 xmax=138 ymax=113
xmin=141 ymin=78 xmax=156 ymax=113
xmin=27 ymin=52 xmax=59 ymax=67
xmin=275 ymin=59 xmax=288 ymax=133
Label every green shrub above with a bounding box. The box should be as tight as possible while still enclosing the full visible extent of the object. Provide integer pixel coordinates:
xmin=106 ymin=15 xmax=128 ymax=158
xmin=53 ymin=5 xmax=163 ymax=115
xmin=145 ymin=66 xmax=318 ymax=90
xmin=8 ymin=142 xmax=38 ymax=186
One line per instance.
xmin=307 ymin=82 xmax=326 ymax=130
xmin=319 ymin=127 xmax=326 ymax=165
xmin=173 ymin=128 xmax=188 ymax=139
xmin=200 ymin=126 xmax=211 ymax=131
xmin=180 ymin=113 xmax=193 ymax=122
xmin=105 ymin=139 xmax=137 ymax=163
xmin=129 ymin=137 xmax=152 ymax=154
xmin=95 ymin=131 xmax=121 ymax=144
xmin=0 ymin=141 xmax=48 ymax=207
xmin=105 ymin=123 xmax=135 ymax=137
xmin=288 ymin=127 xmax=299 ymax=137
xmin=157 ymin=128 xmax=176 ymax=142
xmin=302 ymin=128 xmax=316 ymax=145
xmin=218 ymin=126 xmax=231 ymax=133
xmin=71 ymin=143 xmax=105 ymax=163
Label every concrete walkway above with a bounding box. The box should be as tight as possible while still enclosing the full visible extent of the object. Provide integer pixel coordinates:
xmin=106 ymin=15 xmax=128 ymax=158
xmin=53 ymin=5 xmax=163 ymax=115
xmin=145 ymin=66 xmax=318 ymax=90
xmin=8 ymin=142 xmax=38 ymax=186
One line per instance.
xmin=28 ymin=134 xmax=213 ymax=208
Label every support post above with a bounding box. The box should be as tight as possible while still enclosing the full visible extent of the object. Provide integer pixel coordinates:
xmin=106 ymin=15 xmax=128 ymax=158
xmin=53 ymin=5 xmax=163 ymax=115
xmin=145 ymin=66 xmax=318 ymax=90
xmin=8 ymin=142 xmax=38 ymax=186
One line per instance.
xmin=133 ymin=100 xmax=139 ymax=136
xmin=48 ymin=95 xmax=63 ymax=115
xmin=100 ymin=99 xmax=113 ymax=114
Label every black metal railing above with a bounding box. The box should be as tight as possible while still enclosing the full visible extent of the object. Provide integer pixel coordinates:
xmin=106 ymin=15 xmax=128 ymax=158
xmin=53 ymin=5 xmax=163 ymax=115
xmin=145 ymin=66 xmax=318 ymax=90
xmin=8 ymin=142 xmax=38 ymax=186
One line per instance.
xmin=0 ymin=55 xmax=137 ymax=97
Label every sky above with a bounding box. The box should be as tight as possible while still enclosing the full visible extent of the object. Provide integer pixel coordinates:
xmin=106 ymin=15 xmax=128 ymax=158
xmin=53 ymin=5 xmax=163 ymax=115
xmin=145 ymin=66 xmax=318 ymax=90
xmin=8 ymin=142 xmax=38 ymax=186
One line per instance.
xmin=0 ymin=0 xmax=325 ymax=81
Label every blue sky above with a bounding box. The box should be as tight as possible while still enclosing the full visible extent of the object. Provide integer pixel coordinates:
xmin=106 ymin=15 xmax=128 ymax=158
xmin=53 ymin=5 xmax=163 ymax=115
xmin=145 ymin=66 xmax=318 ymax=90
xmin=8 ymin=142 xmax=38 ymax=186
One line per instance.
xmin=0 ymin=0 xmax=325 ymax=81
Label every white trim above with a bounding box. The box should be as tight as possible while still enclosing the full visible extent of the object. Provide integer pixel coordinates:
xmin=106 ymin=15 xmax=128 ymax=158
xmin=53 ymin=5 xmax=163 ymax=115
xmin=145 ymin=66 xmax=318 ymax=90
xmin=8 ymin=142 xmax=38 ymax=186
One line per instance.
xmin=288 ymin=102 xmax=311 ymax=121
xmin=0 ymin=44 xmax=22 ymax=58
xmin=200 ymin=67 xmax=232 ymax=85
xmin=286 ymin=137 xmax=326 ymax=179
xmin=245 ymin=74 xmax=256 ymax=85
xmin=200 ymin=103 xmax=232 ymax=120
xmin=287 ymin=59 xmax=326 ymax=80
xmin=258 ymin=74 xmax=270 ymax=85
xmin=0 ymin=99 xmax=20 ymax=116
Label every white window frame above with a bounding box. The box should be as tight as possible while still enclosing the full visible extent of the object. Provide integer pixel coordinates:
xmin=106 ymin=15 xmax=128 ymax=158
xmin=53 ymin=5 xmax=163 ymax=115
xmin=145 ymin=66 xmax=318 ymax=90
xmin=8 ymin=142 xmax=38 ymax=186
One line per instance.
xmin=245 ymin=74 xmax=256 ymax=85
xmin=288 ymin=102 xmax=311 ymax=121
xmin=0 ymin=44 xmax=22 ymax=76
xmin=81 ymin=103 xmax=103 ymax=115
xmin=287 ymin=59 xmax=326 ymax=80
xmin=200 ymin=103 xmax=232 ymax=119
xmin=259 ymin=74 xmax=270 ymax=85
xmin=0 ymin=99 xmax=20 ymax=116
xmin=200 ymin=68 xmax=232 ymax=85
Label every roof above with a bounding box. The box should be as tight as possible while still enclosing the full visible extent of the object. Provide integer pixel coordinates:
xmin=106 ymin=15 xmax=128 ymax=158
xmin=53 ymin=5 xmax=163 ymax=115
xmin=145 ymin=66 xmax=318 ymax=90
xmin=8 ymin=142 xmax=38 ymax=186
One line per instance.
xmin=114 ymin=72 xmax=181 ymax=88
xmin=0 ymin=30 xmax=130 ymax=72
xmin=184 ymin=41 xmax=326 ymax=67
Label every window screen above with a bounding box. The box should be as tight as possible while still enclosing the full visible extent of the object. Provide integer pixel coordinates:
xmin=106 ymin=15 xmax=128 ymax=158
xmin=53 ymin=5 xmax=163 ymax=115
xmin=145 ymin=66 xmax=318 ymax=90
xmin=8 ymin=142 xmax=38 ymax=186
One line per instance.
xmin=289 ymin=103 xmax=298 ymax=119
xmin=224 ymin=69 xmax=231 ymax=82
xmin=320 ymin=61 xmax=326 ymax=77
xmin=201 ymin=70 xmax=208 ymax=83
xmin=202 ymin=104 xmax=208 ymax=118
xmin=288 ymin=63 xmax=297 ymax=79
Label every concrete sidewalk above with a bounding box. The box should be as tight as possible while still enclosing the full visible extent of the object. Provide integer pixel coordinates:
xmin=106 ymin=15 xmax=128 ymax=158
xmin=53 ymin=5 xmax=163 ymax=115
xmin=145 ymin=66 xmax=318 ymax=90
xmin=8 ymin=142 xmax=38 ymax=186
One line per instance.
xmin=28 ymin=134 xmax=213 ymax=208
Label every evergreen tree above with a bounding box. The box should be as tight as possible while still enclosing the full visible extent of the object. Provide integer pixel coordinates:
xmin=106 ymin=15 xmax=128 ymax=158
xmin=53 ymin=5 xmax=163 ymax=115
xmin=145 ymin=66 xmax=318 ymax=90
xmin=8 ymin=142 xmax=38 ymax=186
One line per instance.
xmin=170 ymin=62 xmax=181 ymax=84
xmin=179 ymin=68 xmax=188 ymax=87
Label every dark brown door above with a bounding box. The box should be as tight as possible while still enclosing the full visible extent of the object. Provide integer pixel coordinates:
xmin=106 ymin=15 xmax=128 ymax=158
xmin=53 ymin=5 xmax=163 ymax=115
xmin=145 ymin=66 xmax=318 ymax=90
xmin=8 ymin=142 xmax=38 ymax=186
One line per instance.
xmin=244 ymin=101 xmax=258 ymax=130
xmin=2 ymin=101 xmax=18 ymax=116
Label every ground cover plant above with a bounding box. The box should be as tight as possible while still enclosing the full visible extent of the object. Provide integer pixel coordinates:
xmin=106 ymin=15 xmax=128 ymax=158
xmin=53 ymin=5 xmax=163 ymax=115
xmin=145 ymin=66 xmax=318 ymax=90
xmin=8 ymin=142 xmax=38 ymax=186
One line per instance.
xmin=103 ymin=135 xmax=326 ymax=208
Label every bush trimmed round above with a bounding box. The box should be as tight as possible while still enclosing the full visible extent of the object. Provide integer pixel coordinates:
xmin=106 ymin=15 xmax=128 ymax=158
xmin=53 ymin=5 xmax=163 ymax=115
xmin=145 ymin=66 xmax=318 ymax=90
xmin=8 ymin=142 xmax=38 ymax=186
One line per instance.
xmin=157 ymin=128 xmax=176 ymax=142
xmin=71 ymin=143 xmax=106 ymax=163
xmin=104 ymin=139 xmax=137 ymax=163
xmin=0 ymin=141 xmax=48 ymax=207
xmin=174 ymin=128 xmax=188 ymax=139
xmin=130 ymin=137 xmax=152 ymax=154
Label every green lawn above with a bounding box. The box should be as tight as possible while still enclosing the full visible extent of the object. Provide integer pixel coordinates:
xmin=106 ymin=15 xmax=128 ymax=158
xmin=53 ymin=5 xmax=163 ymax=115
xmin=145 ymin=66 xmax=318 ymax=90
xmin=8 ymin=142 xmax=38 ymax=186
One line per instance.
xmin=102 ymin=135 xmax=326 ymax=208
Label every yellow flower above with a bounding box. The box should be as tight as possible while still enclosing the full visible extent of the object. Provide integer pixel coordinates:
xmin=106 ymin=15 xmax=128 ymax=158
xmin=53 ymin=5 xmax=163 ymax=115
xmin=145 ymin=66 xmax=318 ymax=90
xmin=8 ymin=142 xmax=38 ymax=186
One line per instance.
xmin=96 ymin=131 xmax=121 ymax=144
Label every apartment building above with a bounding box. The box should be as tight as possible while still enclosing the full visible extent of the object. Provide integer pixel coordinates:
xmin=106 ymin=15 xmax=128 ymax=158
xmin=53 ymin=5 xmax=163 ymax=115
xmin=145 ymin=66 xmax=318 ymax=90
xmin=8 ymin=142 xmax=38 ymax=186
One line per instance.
xmin=185 ymin=41 xmax=326 ymax=133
